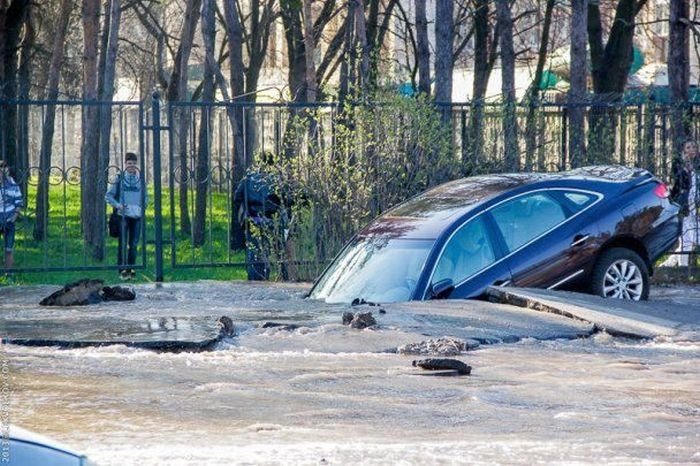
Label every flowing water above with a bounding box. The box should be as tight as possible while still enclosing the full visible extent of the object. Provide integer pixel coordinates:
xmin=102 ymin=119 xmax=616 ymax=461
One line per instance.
xmin=2 ymin=282 xmax=699 ymax=465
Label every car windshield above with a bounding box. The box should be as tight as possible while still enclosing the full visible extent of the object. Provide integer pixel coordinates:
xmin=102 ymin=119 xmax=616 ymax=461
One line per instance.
xmin=310 ymin=238 xmax=434 ymax=303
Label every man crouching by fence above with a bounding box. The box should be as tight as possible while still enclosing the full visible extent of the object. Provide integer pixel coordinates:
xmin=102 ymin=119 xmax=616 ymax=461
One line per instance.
xmin=234 ymin=153 xmax=292 ymax=281
xmin=0 ymin=160 xmax=23 ymax=272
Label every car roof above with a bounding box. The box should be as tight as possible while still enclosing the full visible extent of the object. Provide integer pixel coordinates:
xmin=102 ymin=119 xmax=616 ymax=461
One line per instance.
xmin=359 ymin=165 xmax=651 ymax=240
xmin=10 ymin=425 xmax=85 ymax=458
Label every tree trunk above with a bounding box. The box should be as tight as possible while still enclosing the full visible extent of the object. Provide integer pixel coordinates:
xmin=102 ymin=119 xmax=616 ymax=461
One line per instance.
xmin=166 ymin=0 xmax=201 ymax=236
xmin=497 ymin=0 xmax=518 ymax=171
xmin=569 ymin=0 xmax=588 ymax=168
xmin=193 ymin=0 xmax=215 ymax=247
xmin=355 ymin=0 xmax=370 ymax=96
xmin=302 ymin=0 xmax=317 ymax=103
xmin=524 ymin=0 xmax=555 ymax=171
xmin=80 ymin=0 xmax=101 ymax=256
xmin=281 ymin=2 xmax=307 ymax=102
xmin=434 ymin=0 xmax=453 ymax=108
xmin=16 ymin=2 xmax=32 ymax=191
xmin=668 ymin=0 xmax=690 ymax=158
xmin=415 ymin=0 xmax=430 ymax=96
xmin=34 ymin=0 xmax=72 ymax=241
xmin=0 ymin=0 xmax=29 ymax=174
xmin=223 ymin=0 xmax=247 ymax=249
xmin=91 ymin=0 xmax=122 ymax=261
xmin=587 ymin=0 xmax=647 ymax=162
xmin=466 ymin=0 xmax=491 ymax=173
xmin=339 ymin=0 xmax=356 ymax=105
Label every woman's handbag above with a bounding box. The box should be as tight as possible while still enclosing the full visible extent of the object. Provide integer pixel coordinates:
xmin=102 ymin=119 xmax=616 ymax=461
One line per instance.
xmin=108 ymin=209 xmax=120 ymax=238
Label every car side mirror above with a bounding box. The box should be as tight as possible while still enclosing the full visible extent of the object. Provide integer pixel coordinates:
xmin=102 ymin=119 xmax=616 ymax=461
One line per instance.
xmin=429 ymin=279 xmax=454 ymax=300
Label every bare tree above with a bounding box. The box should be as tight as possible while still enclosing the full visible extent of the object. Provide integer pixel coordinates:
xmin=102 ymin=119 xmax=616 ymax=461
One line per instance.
xmin=355 ymin=0 xmax=370 ymax=95
xmin=668 ymin=0 xmax=690 ymax=159
xmin=524 ymin=0 xmax=555 ymax=171
xmin=0 ymin=0 xmax=31 ymax=174
xmin=223 ymin=1 xmax=252 ymax=249
xmin=466 ymin=0 xmax=498 ymax=172
xmin=34 ymin=0 xmax=73 ymax=241
xmin=415 ymin=0 xmax=430 ymax=96
xmin=193 ymin=0 xmax=216 ymax=247
xmin=80 ymin=0 xmax=101 ymax=257
xmin=166 ymin=0 xmax=202 ymax=235
xmin=497 ymin=0 xmax=518 ymax=171
xmin=94 ymin=0 xmax=122 ymax=260
xmin=338 ymin=0 xmax=356 ymax=104
xmin=569 ymin=0 xmax=588 ymax=168
xmin=16 ymin=2 xmax=34 ymax=185
xmin=434 ymin=0 xmax=454 ymax=107
xmin=302 ymin=0 xmax=318 ymax=102
xmin=587 ymin=0 xmax=648 ymax=161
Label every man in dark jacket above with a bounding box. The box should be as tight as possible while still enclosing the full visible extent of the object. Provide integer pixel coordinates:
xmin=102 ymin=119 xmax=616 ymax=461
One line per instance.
xmin=234 ymin=154 xmax=289 ymax=280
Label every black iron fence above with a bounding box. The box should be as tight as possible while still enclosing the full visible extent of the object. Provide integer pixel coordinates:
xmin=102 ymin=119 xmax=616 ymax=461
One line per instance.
xmin=1 ymin=96 xmax=699 ymax=280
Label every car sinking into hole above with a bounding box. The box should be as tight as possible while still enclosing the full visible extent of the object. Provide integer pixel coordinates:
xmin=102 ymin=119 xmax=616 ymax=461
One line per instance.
xmin=309 ymin=166 xmax=681 ymax=304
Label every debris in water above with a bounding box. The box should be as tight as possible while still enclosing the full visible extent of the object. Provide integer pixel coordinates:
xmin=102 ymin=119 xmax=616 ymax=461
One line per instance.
xmin=412 ymin=358 xmax=472 ymax=375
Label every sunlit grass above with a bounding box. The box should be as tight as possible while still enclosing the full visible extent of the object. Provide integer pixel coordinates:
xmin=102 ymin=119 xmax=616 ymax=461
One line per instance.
xmin=4 ymin=180 xmax=249 ymax=286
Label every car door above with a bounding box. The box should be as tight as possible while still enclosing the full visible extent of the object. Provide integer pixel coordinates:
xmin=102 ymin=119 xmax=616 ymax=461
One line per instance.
xmin=488 ymin=189 xmax=602 ymax=290
xmin=424 ymin=214 xmax=511 ymax=299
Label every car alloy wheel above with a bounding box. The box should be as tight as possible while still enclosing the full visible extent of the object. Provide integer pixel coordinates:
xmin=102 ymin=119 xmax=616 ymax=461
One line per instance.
xmin=591 ymin=248 xmax=649 ymax=301
xmin=602 ymin=259 xmax=644 ymax=300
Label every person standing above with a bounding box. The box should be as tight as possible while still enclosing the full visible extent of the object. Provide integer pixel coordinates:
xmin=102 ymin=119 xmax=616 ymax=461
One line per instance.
xmin=0 ymin=160 xmax=23 ymax=271
xmin=665 ymin=139 xmax=699 ymax=267
xmin=234 ymin=153 xmax=289 ymax=281
xmin=105 ymin=152 xmax=147 ymax=280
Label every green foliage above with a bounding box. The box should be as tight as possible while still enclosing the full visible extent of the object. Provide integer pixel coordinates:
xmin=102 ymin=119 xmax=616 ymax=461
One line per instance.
xmin=272 ymin=92 xmax=458 ymax=266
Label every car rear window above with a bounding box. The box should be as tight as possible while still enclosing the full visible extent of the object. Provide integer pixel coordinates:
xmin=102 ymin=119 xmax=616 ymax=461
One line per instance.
xmin=563 ymin=191 xmax=597 ymax=210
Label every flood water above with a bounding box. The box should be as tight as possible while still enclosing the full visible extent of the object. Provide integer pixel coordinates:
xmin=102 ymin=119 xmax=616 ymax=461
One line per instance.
xmin=2 ymin=282 xmax=700 ymax=465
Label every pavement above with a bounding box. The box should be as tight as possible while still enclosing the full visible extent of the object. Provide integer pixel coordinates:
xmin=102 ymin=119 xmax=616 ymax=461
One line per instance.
xmin=1 ymin=281 xmax=699 ymax=351
xmin=487 ymin=285 xmax=700 ymax=339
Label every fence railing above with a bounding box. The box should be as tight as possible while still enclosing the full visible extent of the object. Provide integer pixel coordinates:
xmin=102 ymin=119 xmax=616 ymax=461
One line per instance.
xmin=0 ymin=97 xmax=698 ymax=280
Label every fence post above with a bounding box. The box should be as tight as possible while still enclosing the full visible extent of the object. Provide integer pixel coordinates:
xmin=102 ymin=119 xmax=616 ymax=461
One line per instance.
xmin=152 ymin=92 xmax=164 ymax=282
xmin=561 ymin=106 xmax=568 ymax=169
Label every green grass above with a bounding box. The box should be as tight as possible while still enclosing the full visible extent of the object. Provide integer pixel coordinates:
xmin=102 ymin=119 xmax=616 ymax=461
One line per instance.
xmin=3 ymin=181 xmax=250 ymax=286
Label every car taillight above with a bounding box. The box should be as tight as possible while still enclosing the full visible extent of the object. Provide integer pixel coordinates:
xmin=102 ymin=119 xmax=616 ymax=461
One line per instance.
xmin=653 ymin=182 xmax=670 ymax=199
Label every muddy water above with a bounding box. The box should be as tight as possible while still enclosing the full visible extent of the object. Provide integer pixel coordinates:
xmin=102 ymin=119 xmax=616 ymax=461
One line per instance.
xmin=2 ymin=283 xmax=700 ymax=465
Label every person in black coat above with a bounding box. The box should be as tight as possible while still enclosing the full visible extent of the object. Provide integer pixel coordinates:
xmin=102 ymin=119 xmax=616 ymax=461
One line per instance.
xmin=665 ymin=139 xmax=699 ymax=267
xmin=234 ymin=153 xmax=291 ymax=280
xmin=670 ymin=140 xmax=699 ymax=214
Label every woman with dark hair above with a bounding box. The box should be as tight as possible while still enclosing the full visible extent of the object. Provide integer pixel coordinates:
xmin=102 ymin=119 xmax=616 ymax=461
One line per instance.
xmin=664 ymin=139 xmax=699 ymax=267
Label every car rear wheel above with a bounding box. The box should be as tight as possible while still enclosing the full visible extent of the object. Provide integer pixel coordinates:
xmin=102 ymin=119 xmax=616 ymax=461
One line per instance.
xmin=591 ymin=248 xmax=649 ymax=301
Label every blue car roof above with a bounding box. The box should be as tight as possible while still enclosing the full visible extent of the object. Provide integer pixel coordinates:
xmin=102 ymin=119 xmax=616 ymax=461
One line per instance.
xmin=359 ymin=165 xmax=652 ymax=240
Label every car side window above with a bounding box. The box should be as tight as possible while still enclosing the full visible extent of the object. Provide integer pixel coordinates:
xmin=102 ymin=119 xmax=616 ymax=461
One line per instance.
xmin=562 ymin=191 xmax=597 ymax=212
xmin=491 ymin=192 xmax=567 ymax=251
xmin=433 ymin=216 xmax=496 ymax=285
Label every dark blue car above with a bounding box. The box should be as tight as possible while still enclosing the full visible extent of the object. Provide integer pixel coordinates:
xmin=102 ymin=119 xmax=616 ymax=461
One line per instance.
xmin=310 ymin=166 xmax=680 ymax=303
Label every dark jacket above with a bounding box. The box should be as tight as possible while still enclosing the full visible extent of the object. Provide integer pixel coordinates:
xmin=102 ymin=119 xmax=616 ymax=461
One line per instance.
xmin=670 ymin=163 xmax=696 ymax=216
xmin=234 ymin=171 xmax=282 ymax=220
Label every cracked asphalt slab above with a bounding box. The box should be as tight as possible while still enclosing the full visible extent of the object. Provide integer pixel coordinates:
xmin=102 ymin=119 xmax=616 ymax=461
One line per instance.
xmin=2 ymin=281 xmax=699 ymax=351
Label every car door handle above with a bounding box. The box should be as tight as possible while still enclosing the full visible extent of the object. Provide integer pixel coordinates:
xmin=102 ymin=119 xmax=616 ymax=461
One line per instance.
xmin=571 ymin=234 xmax=590 ymax=247
xmin=493 ymin=279 xmax=511 ymax=287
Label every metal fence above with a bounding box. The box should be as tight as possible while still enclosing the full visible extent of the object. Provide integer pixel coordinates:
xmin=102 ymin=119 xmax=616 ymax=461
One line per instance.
xmin=1 ymin=96 xmax=699 ymax=280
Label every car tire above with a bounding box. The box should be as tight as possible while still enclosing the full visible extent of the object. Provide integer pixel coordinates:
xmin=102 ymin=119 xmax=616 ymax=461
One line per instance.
xmin=591 ymin=248 xmax=649 ymax=301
